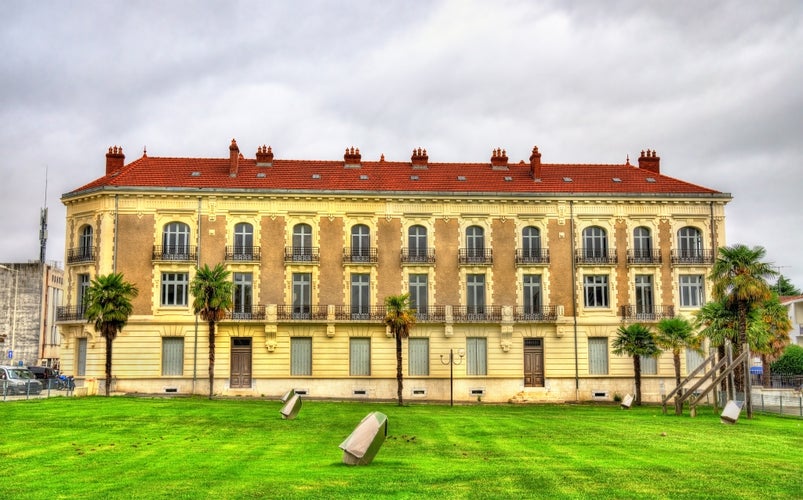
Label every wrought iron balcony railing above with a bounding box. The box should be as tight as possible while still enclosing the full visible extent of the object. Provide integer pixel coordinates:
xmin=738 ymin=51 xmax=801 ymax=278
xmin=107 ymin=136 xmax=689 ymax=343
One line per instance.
xmin=224 ymin=305 xmax=267 ymax=321
xmin=513 ymin=305 xmax=559 ymax=321
xmin=152 ymin=245 xmax=198 ymax=262
xmin=452 ymin=305 xmax=502 ymax=322
xmin=56 ymin=305 xmax=87 ymax=322
xmin=284 ymin=247 xmax=320 ymax=263
xmin=515 ymin=248 xmax=550 ymax=265
xmin=575 ymin=248 xmax=618 ymax=265
xmin=620 ymin=305 xmax=675 ymax=321
xmin=412 ymin=306 xmax=446 ymax=322
xmin=670 ymin=249 xmax=715 ymax=265
xmin=277 ymin=305 xmax=329 ymax=320
xmin=67 ymin=246 xmax=96 ymax=264
xmin=401 ymin=247 xmax=436 ymax=264
xmin=342 ymin=247 xmax=378 ymax=264
xmin=335 ymin=305 xmax=387 ymax=321
xmin=458 ymin=248 xmax=493 ymax=265
xmin=225 ymin=246 xmax=261 ymax=262
xmin=627 ymin=249 xmax=662 ymax=264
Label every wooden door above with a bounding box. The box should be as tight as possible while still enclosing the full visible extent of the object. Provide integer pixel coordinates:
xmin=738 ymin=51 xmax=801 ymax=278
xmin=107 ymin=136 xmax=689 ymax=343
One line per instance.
xmin=230 ymin=337 xmax=252 ymax=388
xmin=524 ymin=338 xmax=544 ymax=387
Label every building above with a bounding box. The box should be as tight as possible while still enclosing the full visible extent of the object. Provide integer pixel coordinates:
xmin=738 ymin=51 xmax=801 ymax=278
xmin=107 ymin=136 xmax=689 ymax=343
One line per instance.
xmin=1 ymin=262 xmax=64 ymax=368
xmin=56 ymin=140 xmax=730 ymax=401
xmin=780 ymin=295 xmax=803 ymax=347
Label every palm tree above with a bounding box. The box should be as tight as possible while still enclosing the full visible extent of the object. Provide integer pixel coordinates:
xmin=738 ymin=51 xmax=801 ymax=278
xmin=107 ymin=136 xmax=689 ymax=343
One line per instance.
xmin=655 ymin=316 xmax=701 ymax=389
xmin=84 ymin=273 xmax=139 ymax=396
xmin=612 ymin=323 xmax=660 ymax=405
xmin=384 ymin=294 xmax=416 ymax=406
xmin=753 ymin=295 xmax=792 ymax=386
xmin=191 ymin=263 xmax=233 ymax=399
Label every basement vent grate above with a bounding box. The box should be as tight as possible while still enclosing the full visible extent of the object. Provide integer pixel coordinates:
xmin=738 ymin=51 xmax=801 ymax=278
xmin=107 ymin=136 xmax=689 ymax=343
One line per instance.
xmin=164 ymin=387 xmax=178 ymax=393
xmin=412 ymin=388 xmax=427 ymax=396
xmin=470 ymin=388 xmax=486 ymax=396
xmin=353 ymin=389 xmax=367 ymax=396
xmin=294 ymin=389 xmax=308 ymax=396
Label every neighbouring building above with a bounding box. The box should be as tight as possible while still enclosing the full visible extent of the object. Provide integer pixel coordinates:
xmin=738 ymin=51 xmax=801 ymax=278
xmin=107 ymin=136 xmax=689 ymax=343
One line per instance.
xmin=1 ymin=262 xmax=64 ymax=368
xmin=780 ymin=295 xmax=803 ymax=347
xmin=56 ymin=140 xmax=730 ymax=402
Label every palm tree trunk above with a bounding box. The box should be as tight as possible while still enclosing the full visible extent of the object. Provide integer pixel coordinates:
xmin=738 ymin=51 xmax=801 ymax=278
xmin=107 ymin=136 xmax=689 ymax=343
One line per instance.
xmin=761 ymin=354 xmax=771 ymax=387
xmin=673 ymin=351 xmax=682 ymax=389
xmin=208 ymin=320 xmax=216 ymax=400
xmin=633 ymin=355 xmax=642 ymax=405
xmin=105 ymin=333 xmax=113 ymax=397
xmin=395 ymin=333 xmax=403 ymax=406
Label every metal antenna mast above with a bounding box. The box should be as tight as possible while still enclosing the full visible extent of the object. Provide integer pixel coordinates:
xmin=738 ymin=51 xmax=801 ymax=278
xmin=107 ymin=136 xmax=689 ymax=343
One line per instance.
xmin=39 ymin=165 xmax=48 ymax=264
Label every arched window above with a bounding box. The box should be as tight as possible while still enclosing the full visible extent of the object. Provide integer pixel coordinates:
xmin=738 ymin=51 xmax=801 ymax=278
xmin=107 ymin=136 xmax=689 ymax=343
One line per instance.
xmin=79 ymin=225 xmax=93 ymax=260
xmin=408 ymin=225 xmax=428 ymax=261
xmin=233 ymin=223 xmax=254 ymax=256
xmin=678 ymin=227 xmax=703 ymax=258
xmin=633 ymin=227 xmax=652 ymax=260
xmin=582 ymin=226 xmax=608 ymax=259
xmin=522 ymin=226 xmax=541 ymax=259
xmin=162 ymin=222 xmax=191 ymax=259
xmin=293 ymin=223 xmax=313 ymax=259
xmin=351 ymin=224 xmax=371 ymax=261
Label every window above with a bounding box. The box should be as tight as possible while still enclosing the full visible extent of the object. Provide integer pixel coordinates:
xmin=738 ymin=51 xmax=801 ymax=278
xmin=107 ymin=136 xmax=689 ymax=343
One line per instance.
xmin=466 ymin=225 xmax=485 ymax=260
xmin=583 ymin=275 xmax=609 ymax=308
xmin=640 ymin=355 xmax=657 ymax=375
xmin=76 ymin=338 xmax=87 ymax=376
xmin=233 ymin=273 xmax=253 ymax=317
xmin=686 ymin=348 xmax=705 ymax=373
xmin=291 ymin=337 xmax=312 ymax=376
xmin=161 ymin=272 xmax=189 ymax=306
xmin=633 ymin=227 xmax=652 ymax=260
xmin=582 ymin=226 xmax=608 ymax=259
xmin=466 ymin=337 xmax=487 ymax=375
xmin=408 ymin=225 xmax=428 ymax=261
xmin=350 ymin=273 xmax=370 ymax=318
xmin=408 ymin=338 xmax=429 ymax=376
xmin=162 ymin=222 xmax=191 ymax=258
xmin=522 ymin=226 xmax=541 ymax=259
xmin=233 ymin=223 xmax=254 ymax=258
xmin=635 ymin=275 xmax=653 ymax=315
xmin=162 ymin=337 xmax=184 ymax=376
xmin=350 ymin=338 xmax=371 ymax=376
xmin=408 ymin=274 xmax=428 ymax=317
xmin=351 ymin=224 xmax=370 ymax=261
xmin=678 ymin=227 xmax=703 ymax=258
xmin=467 ymin=274 xmax=486 ymax=315
xmin=523 ymin=274 xmax=542 ymax=315
xmin=79 ymin=225 xmax=93 ymax=259
xmin=292 ymin=273 xmax=311 ymax=318
xmin=293 ymin=223 xmax=313 ymax=259
xmin=77 ymin=273 xmax=90 ymax=311
xmin=588 ymin=337 xmax=608 ymax=375
xmin=679 ymin=275 xmax=704 ymax=307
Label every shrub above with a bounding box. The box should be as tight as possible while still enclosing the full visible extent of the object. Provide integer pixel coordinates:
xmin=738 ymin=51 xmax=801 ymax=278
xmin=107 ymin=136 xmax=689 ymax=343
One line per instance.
xmin=770 ymin=344 xmax=803 ymax=375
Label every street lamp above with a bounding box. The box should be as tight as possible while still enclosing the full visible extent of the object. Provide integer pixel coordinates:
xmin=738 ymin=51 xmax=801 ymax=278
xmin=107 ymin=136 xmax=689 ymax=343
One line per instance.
xmin=0 ymin=265 xmax=19 ymax=364
xmin=439 ymin=348 xmax=464 ymax=407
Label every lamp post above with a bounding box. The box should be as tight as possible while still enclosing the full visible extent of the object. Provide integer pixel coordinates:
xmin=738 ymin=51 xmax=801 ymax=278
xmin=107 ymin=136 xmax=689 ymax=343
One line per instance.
xmin=0 ymin=265 xmax=19 ymax=364
xmin=439 ymin=348 xmax=464 ymax=407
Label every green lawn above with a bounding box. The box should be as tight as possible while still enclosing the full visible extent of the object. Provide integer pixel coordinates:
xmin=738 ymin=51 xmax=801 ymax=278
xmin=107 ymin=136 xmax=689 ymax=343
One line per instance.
xmin=1 ymin=397 xmax=800 ymax=499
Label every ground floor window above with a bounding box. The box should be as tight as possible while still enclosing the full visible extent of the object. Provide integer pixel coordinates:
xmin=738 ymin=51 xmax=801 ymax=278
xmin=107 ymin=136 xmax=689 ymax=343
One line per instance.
xmin=466 ymin=337 xmax=487 ymax=375
xmin=291 ymin=337 xmax=312 ymax=376
xmin=76 ymin=338 xmax=87 ymax=376
xmin=588 ymin=337 xmax=608 ymax=375
xmin=350 ymin=338 xmax=371 ymax=376
xmin=640 ymin=355 xmax=657 ymax=375
xmin=408 ymin=338 xmax=429 ymax=376
xmin=162 ymin=337 xmax=184 ymax=376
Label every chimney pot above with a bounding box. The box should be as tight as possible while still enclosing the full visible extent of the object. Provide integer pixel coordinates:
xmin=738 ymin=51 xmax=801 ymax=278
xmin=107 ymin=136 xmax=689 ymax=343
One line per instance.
xmin=256 ymin=145 xmax=274 ymax=166
xmin=490 ymin=147 xmax=509 ymax=169
xmin=229 ymin=138 xmax=239 ymax=176
xmin=638 ymin=148 xmax=661 ymax=174
xmin=105 ymin=145 xmax=125 ymax=175
xmin=344 ymin=146 xmax=362 ymax=168
xmin=411 ymin=147 xmax=429 ymax=169
xmin=529 ymin=146 xmax=542 ymax=180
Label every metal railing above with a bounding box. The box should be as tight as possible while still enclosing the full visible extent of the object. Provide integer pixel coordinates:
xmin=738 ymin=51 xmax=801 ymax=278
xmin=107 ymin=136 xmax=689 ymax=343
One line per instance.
xmin=452 ymin=305 xmax=502 ymax=322
xmin=575 ymin=248 xmax=618 ymax=264
xmin=335 ymin=305 xmax=387 ymax=321
xmin=277 ymin=305 xmax=329 ymax=320
xmin=515 ymin=248 xmax=550 ymax=265
xmin=67 ymin=246 xmax=96 ymax=264
xmin=56 ymin=305 xmax=87 ymax=322
xmin=620 ymin=305 xmax=675 ymax=321
xmin=224 ymin=305 xmax=266 ymax=321
xmin=412 ymin=306 xmax=446 ymax=322
xmin=342 ymin=248 xmax=378 ymax=264
xmin=225 ymin=246 xmax=261 ymax=262
xmin=401 ymin=248 xmax=436 ymax=264
xmin=458 ymin=248 xmax=493 ymax=265
xmin=513 ymin=305 xmax=559 ymax=321
xmin=152 ymin=245 xmax=198 ymax=262
xmin=671 ymin=249 xmax=715 ymax=265
xmin=284 ymin=247 xmax=320 ymax=263
xmin=626 ymin=249 xmax=662 ymax=264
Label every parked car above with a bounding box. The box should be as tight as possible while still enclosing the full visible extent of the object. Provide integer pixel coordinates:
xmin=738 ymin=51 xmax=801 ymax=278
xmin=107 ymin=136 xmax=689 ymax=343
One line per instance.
xmin=0 ymin=366 xmax=43 ymax=395
xmin=27 ymin=366 xmax=64 ymax=390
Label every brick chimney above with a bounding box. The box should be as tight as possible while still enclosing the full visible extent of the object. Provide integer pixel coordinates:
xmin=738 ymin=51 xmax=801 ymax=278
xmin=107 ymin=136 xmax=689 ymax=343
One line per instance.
xmin=638 ymin=149 xmax=660 ymax=174
xmin=529 ymin=146 xmax=542 ymax=180
xmin=105 ymin=146 xmax=125 ymax=175
xmin=229 ymin=138 xmax=239 ymax=177
xmin=490 ymin=148 xmax=508 ymax=169
xmin=344 ymin=146 xmax=361 ymax=168
xmin=411 ymin=147 xmax=428 ymax=169
xmin=256 ymin=145 xmax=274 ymax=166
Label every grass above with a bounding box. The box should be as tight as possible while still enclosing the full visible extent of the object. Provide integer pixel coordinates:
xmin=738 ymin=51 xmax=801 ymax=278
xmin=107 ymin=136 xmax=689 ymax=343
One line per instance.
xmin=1 ymin=397 xmax=801 ymax=499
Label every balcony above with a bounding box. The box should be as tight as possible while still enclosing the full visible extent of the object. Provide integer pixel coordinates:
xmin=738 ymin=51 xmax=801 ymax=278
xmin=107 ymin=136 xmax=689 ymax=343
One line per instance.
xmin=401 ymin=247 xmax=435 ymax=265
xmin=671 ymin=249 xmax=715 ymax=265
xmin=152 ymin=245 xmax=198 ymax=262
xmin=627 ymin=249 xmax=662 ymax=265
xmin=458 ymin=248 xmax=493 ymax=265
xmin=452 ymin=305 xmax=502 ymax=322
xmin=515 ymin=248 xmax=550 ymax=265
xmin=335 ymin=305 xmax=387 ymax=321
xmin=224 ymin=305 xmax=267 ymax=321
xmin=412 ymin=306 xmax=446 ymax=322
xmin=620 ymin=305 xmax=675 ymax=321
xmin=343 ymin=247 xmax=378 ymax=264
xmin=67 ymin=246 xmax=96 ymax=264
xmin=284 ymin=247 xmax=320 ymax=264
xmin=575 ymin=248 xmax=617 ymax=265
xmin=225 ymin=246 xmax=261 ymax=262
xmin=514 ymin=305 xmax=559 ymax=322
xmin=277 ymin=305 xmax=328 ymax=320
xmin=56 ymin=305 xmax=86 ymax=322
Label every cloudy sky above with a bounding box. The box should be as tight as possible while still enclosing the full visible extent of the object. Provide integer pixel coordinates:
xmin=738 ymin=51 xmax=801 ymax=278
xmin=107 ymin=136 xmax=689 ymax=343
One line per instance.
xmin=2 ymin=1 xmax=801 ymax=287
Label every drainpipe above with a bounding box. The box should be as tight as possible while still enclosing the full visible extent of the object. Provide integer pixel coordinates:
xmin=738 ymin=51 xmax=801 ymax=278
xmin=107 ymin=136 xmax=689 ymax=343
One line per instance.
xmin=114 ymin=194 xmax=119 ymax=273
xmin=570 ymin=201 xmax=579 ymax=401
xmin=192 ymin=197 xmax=201 ymax=393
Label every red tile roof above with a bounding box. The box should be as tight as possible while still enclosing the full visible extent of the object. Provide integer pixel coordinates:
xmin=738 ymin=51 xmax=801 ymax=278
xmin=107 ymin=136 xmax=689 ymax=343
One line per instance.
xmin=65 ymin=148 xmax=727 ymax=198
